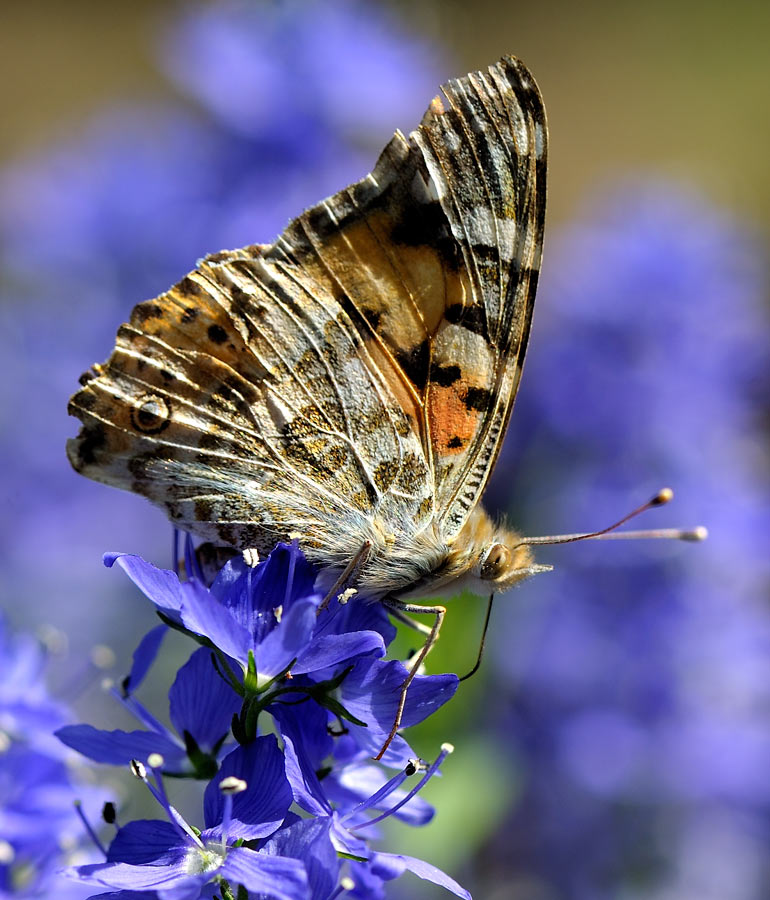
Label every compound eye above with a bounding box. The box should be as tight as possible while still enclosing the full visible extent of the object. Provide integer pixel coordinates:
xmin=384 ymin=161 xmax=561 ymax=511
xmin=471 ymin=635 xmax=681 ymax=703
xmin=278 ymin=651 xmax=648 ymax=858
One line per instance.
xmin=480 ymin=543 xmax=511 ymax=581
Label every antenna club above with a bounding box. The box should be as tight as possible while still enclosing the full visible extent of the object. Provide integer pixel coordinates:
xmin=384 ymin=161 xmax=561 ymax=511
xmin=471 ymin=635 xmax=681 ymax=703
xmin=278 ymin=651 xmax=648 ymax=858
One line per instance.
xmin=651 ymin=487 xmax=674 ymax=506
xmin=685 ymin=526 xmax=708 ymax=542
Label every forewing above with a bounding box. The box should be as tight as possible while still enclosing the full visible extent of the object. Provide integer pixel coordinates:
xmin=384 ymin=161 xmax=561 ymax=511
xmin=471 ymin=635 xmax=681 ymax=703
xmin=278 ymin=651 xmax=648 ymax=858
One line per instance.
xmin=269 ymin=55 xmax=546 ymax=539
xmin=419 ymin=58 xmax=546 ymax=536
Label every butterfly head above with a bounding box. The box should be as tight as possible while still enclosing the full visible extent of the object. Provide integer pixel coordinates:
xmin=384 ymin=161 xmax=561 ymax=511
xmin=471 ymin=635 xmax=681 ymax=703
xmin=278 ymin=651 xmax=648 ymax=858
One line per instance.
xmin=477 ymin=535 xmax=549 ymax=592
xmin=400 ymin=507 xmax=551 ymax=601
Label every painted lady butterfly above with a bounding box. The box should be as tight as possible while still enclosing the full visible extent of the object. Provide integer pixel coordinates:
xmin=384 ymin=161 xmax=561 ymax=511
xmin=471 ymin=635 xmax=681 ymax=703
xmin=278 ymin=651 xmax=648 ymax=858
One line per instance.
xmin=68 ymin=56 xmax=548 ymax=751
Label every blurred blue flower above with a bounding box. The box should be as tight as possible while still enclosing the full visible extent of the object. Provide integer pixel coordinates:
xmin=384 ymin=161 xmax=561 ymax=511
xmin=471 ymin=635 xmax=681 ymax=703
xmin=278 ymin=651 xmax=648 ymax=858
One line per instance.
xmin=482 ymin=181 xmax=770 ymax=900
xmin=0 ymin=618 xmax=102 ymax=898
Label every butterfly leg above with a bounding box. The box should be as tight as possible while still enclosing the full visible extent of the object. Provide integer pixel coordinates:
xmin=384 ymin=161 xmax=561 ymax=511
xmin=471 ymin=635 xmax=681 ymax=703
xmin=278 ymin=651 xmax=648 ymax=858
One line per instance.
xmin=385 ymin=605 xmax=433 ymax=637
xmin=374 ymin=599 xmax=446 ymax=760
xmin=318 ymin=540 xmax=372 ymax=613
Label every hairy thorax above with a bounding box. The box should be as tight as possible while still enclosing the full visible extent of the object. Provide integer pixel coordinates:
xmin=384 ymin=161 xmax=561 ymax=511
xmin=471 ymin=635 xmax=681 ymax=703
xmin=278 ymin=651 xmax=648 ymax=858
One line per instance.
xmin=316 ymin=505 xmax=538 ymax=602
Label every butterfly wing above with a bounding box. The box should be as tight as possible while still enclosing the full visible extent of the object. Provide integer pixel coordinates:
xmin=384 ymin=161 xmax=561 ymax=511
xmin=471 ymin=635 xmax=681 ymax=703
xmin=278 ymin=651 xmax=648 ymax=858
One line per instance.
xmin=270 ymin=55 xmax=546 ymax=539
xmin=67 ymin=244 xmax=433 ymax=564
xmin=68 ymin=55 xmax=545 ymax=580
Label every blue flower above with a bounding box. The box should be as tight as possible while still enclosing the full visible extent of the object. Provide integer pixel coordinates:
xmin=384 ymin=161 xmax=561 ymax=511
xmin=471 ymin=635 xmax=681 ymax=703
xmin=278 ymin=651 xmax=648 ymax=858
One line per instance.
xmin=71 ymin=738 xmax=306 ymax=900
xmin=56 ymin=646 xmax=241 ymax=776
xmin=273 ymin=735 xmax=471 ymax=899
xmin=96 ymin=541 xmax=456 ymax=766
xmin=0 ymin=617 xmax=104 ymax=898
xmin=104 ymin=542 xmax=384 ymax=679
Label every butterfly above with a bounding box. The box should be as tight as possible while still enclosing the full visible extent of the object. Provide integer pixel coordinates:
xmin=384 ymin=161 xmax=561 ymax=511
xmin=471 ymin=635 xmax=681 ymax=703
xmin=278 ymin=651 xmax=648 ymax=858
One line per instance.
xmin=68 ymin=56 xmax=548 ymax=753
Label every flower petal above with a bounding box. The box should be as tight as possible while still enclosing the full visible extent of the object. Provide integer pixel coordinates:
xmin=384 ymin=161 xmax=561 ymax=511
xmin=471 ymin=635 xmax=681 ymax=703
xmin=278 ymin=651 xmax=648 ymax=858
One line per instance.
xmin=271 ymin=702 xmax=333 ymax=781
xmin=72 ymin=861 xmax=201 ymax=893
xmin=106 ymin=820 xmax=185 ymax=865
xmin=256 ymin=597 xmax=318 ymax=677
xmin=279 ymin=729 xmax=331 ymax=818
xmin=123 ymin=624 xmax=167 ymax=695
xmin=203 ymin=736 xmax=292 ymax=839
xmin=260 ymin=818 xmax=339 ymax=900
xmin=56 ymin=724 xmax=185 ymax=768
xmin=337 ymin=658 xmax=457 ymax=761
xmin=105 ymin=553 xmax=185 ymax=616
xmin=222 ymin=846 xmax=308 ymax=900
xmin=369 ymin=851 xmax=472 ymax=899
xmin=168 ymin=647 xmax=240 ymax=752
xmin=178 ymin=578 xmax=251 ymax=663
xmin=293 ymin=630 xmax=385 ymax=674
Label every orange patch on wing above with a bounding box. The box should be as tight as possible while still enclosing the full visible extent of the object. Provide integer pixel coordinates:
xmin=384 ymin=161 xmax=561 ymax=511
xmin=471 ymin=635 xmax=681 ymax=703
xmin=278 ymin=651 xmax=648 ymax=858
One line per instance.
xmin=428 ymin=382 xmax=482 ymax=454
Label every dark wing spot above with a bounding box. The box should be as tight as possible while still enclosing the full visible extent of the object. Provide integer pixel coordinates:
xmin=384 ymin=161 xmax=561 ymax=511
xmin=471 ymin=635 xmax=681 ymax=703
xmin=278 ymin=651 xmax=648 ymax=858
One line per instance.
xmin=394 ymin=453 xmax=429 ymax=494
xmin=417 ymin=496 xmax=433 ymax=519
xmin=180 ymin=307 xmax=199 ymax=324
xmin=132 ymin=302 xmax=162 ymax=325
xmin=444 ymin=303 xmax=488 ymax=338
xmin=194 ymin=498 xmax=215 ymax=522
xmin=394 ymin=338 xmax=431 ymax=393
xmin=373 ymin=459 xmax=399 ymax=492
xmin=360 ymin=306 xmax=383 ymax=331
xmin=198 ymin=431 xmax=225 ymax=452
xmin=463 ymin=386 xmax=492 ymax=412
xmin=392 ymin=202 xmax=462 ymax=271
xmin=71 ymin=423 xmax=107 ymax=468
xmin=207 ymin=324 xmax=228 ymax=344
xmin=177 ymin=277 xmax=203 ymax=298
xmin=431 ymin=364 xmax=461 ymax=387
xmin=321 ymin=446 xmax=347 ymax=470
xmin=130 ymin=394 xmax=171 ymax=435
xmin=447 ymin=435 xmax=464 ymax=449
xmin=71 ymin=390 xmax=97 ymax=411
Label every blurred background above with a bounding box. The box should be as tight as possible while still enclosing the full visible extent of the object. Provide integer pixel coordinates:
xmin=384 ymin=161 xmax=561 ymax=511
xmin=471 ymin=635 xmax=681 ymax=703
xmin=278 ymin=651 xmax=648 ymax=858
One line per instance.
xmin=0 ymin=1 xmax=768 ymax=898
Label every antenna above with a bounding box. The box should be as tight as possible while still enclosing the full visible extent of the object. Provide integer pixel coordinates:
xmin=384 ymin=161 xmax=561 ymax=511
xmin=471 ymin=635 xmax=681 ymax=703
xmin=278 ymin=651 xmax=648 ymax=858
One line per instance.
xmin=515 ymin=488 xmax=708 ymax=548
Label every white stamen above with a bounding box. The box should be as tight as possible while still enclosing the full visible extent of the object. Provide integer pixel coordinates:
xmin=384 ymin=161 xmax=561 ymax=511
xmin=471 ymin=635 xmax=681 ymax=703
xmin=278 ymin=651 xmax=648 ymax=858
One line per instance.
xmin=219 ymin=776 xmax=248 ymax=795
xmin=242 ymin=548 xmax=260 ymax=567
xmin=338 ymin=587 xmax=357 ymax=605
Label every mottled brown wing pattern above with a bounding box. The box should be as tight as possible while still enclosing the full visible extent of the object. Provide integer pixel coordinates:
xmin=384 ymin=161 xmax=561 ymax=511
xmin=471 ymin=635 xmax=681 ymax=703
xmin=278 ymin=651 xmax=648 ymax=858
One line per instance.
xmin=421 ymin=61 xmax=546 ymax=536
xmin=268 ymin=55 xmax=546 ymax=539
xmin=68 ymin=245 xmax=432 ymax=563
xmin=68 ymin=55 xmax=545 ymax=589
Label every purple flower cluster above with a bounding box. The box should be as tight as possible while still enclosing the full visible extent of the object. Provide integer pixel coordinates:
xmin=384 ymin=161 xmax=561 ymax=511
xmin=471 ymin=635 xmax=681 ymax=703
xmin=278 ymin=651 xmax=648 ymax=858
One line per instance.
xmin=58 ymin=542 xmax=467 ymax=899
xmin=481 ymin=183 xmax=770 ymax=899
xmin=0 ymin=618 xmax=104 ymax=898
